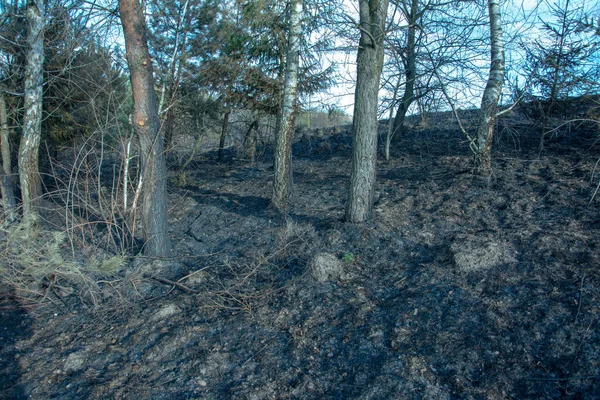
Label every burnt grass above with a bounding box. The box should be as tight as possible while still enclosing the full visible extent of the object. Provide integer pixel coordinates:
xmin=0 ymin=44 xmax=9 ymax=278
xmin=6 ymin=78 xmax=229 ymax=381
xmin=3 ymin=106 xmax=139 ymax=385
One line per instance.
xmin=2 ymin=115 xmax=600 ymax=399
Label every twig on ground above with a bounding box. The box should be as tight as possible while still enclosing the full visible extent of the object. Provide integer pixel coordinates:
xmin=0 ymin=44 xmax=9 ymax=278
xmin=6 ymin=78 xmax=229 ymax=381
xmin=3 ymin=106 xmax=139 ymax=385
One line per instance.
xmin=574 ymin=273 xmax=585 ymax=324
xmin=177 ymin=265 xmax=213 ymax=282
xmin=134 ymin=251 xmax=224 ymax=260
xmin=564 ymin=316 xmax=596 ymax=393
xmin=525 ymin=375 xmax=600 ymax=382
xmin=150 ymin=275 xmax=200 ymax=293
xmin=242 ymin=340 xmax=273 ymax=367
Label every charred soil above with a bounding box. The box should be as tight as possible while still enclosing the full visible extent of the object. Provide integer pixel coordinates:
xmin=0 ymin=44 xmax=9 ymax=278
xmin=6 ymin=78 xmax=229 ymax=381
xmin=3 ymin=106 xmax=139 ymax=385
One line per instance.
xmin=1 ymin=119 xmax=600 ymax=399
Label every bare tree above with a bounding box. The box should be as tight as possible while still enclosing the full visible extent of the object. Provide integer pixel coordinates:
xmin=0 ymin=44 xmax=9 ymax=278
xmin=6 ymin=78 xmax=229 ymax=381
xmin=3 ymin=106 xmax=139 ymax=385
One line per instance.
xmin=119 ymin=0 xmax=170 ymax=256
xmin=389 ymin=0 xmax=421 ymax=140
xmin=18 ymin=0 xmax=45 ymax=220
xmin=474 ymin=0 xmax=504 ymax=175
xmin=272 ymin=0 xmax=302 ymax=213
xmin=382 ymin=0 xmax=479 ymax=159
xmin=345 ymin=0 xmax=389 ymax=223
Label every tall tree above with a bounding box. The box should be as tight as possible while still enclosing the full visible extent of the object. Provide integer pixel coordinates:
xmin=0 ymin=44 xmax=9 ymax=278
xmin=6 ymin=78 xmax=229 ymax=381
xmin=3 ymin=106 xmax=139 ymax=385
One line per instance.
xmin=18 ymin=0 xmax=45 ymax=220
xmin=474 ymin=0 xmax=504 ymax=175
xmin=119 ymin=0 xmax=170 ymax=256
xmin=345 ymin=0 xmax=389 ymax=223
xmin=272 ymin=0 xmax=302 ymax=213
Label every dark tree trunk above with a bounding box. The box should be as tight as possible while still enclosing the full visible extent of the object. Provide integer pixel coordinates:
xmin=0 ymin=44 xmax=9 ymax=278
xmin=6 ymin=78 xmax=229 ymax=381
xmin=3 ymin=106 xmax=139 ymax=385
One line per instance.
xmin=243 ymin=119 xmax=259 ymax=164
xmin=0 ymin=93 xmax=16 ymax=220
xmin=18 ymin=0 xmax=45 ymax=220
xmin=217 ymin=110 xmax=230 ymax=161
xmin=345 ymin=0 xmax=389 ymax=223
xmin=272 ymin=0 xmax=302 ymax=213
xmin=475 ymin=0 xmax=504 ymax=175
xmin=391 ymin=0 xmax=419 ymax=142
xmin=119 ymin=0 xmax=170 ymax=257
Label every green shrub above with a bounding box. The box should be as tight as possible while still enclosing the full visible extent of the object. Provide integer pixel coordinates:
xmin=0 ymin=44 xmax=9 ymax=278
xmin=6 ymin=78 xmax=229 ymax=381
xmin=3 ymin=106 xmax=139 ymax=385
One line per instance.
xmin=341 ymin=252 xmax=355 ymax=263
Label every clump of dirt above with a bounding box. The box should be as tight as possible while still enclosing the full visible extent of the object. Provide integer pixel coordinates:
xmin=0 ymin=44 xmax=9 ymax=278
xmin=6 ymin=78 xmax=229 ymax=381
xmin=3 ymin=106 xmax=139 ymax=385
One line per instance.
xmin=1 ymin=120 xmax=600 ymax=399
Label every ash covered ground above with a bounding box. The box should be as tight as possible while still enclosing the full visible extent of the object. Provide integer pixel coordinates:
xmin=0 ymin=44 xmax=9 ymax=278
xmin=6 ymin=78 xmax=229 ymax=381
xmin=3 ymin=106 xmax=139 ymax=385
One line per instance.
xmin=1 ymin=115 xmax=600 ymax=399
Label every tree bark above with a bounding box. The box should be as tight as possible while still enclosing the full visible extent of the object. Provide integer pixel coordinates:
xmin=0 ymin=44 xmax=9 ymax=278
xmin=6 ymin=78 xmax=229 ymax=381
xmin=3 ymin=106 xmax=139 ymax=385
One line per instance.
xmin=177 ymin=116 xmax=205 ymax=187
xmin=243 ymin=118 xmax=259 ymax=164
xmin=119 ymin=0 xmax=170 ymax=257
xmin=474 ymin=0 xmax=504 ymax=175
xmin=385 ymin=74 xmax=401 ymax=161
xmin=345 ymin=0 xmax=389 ymax=223
xmin=18 ymin=0 xmax=45 ymax=220
xmin=391 ymin=0 xmax=419 ymax=141
xmin=217 ymin=110 xmax=230 ymax=161
xmin=272 ymin=0 xmax=302 ymax=213
xmin=0 ymin=93 xmax=16 ymax=220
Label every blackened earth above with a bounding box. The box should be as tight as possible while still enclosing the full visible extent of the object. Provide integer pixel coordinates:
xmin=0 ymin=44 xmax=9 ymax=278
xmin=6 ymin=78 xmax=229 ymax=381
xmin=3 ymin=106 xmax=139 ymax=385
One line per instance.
xmin=1 ymin=118 xmax=600 ymax=399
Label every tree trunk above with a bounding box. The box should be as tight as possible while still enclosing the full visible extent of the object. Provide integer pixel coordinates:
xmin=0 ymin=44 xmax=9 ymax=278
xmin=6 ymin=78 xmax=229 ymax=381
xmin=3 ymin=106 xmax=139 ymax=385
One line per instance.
xmin=538 ymin=102 xmax=552 ymax=156
xmin=18 ymin=0 xmax=45 ymax=220
xmin=243 ymin=119 xmax=259 ymax=163
xmin=0 ymin=93 xmax=16 ymax=220
xmin=217 ymin=110 xmax=230 ymax=161
xmin=345 ymin=0 xmax=389 ymax=223
xmin=385 ymin=75 xmax=401 ymax=161
xmin=273 ymin=32 xmax=287 ymax=149
xmin=177 ymin=117 xmax=205 ymax=187
xmin=119 ymin=0 xmax=170 ymax=257
xmin=392 ymin=0 xmax=419 ymax=141
xmin=272 ymin=0 xmax=302 ymax=213
xmin=474 ymin=0 xmax=504 ymax=175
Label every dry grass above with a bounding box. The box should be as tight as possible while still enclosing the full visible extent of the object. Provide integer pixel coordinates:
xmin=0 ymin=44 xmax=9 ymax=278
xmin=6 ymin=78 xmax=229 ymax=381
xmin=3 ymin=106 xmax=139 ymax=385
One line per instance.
xmin=0 ymin=211 xmax=126 ymax=307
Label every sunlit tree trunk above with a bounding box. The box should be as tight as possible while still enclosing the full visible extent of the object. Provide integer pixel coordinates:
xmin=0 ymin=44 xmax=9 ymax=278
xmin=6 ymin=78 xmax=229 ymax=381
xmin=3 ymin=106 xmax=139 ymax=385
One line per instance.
xmin=345 ymin=0 xmax=389 ymax=223
xmin=0 ymin=93 xmax=16 ymax=220
xmin=119 ymin=0 xmax=170 ymax=257
xmin=18 ymin=0 xmax=45 ymax=220
xmin=475 ymin=0 xmax=504 ymax=175
xmin=385 ymin=74 xmax=401 ymax=161
xmin=272 ymin=0 xmax=302 ymax=213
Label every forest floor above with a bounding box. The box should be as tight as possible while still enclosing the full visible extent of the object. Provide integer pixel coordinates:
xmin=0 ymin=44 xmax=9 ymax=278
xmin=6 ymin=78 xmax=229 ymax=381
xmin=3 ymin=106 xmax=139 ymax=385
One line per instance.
xmin=1 ymin=115 xmax=600 ymax=399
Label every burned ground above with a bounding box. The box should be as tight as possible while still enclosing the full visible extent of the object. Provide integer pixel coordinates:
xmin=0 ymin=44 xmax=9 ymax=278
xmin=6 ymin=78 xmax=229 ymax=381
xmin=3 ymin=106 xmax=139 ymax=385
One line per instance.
xmin=1 ymin=116 xmax=600 ymax=399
